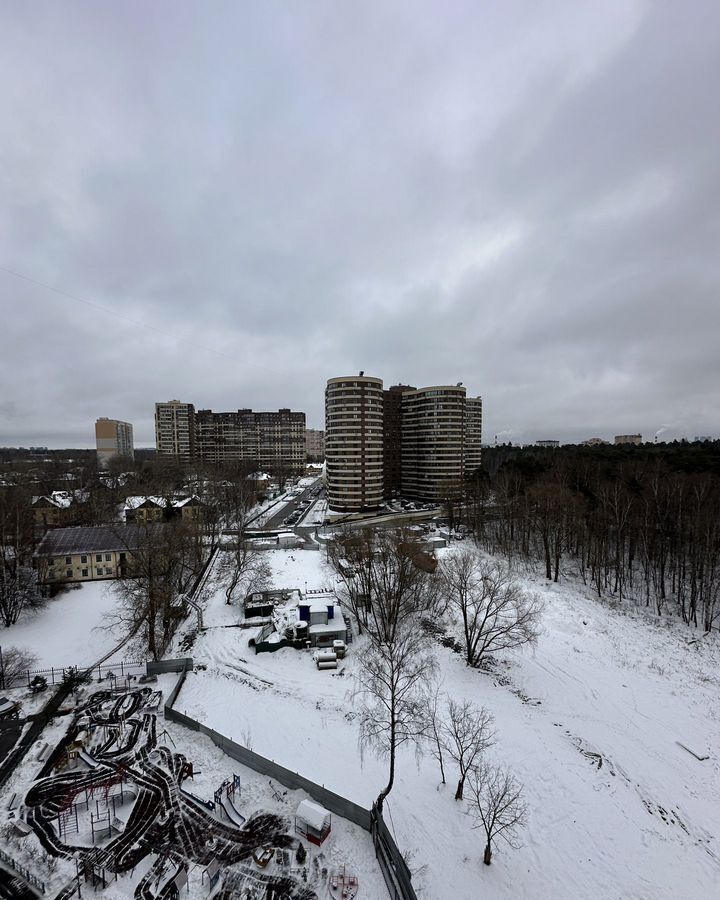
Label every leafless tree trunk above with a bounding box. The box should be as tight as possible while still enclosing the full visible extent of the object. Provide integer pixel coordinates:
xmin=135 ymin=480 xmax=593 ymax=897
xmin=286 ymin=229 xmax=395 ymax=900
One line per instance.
xmin=467 ymin=762 xmax=527 ymax=866
xmin=442 ymin=699 xmax=495 ymax=800
xmin=352 ymin=624 xmax=438 ymax=813
xmin=442 ymin=551 xmax=543 ymax=667
xmin=328 ymin=528 xmax=441 ymax=646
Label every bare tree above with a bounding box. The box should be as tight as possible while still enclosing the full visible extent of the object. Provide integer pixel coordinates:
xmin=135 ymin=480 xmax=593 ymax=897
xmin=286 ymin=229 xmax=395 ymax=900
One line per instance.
xmin=442 ymin=699 xmax=495 ymax=800
xmin=442 ymin=551 xmax=543 ymax=667
xmin=329 ymin=528 xmax=441 ymax=646
xmin=467 ymin=762 xmax=527 ymax=866
xmin=352 ymin=624 xmax=438 ymax=813
xmin=0 ymin=563 xmax=45 ymax=628
xmin=423 ymin=680 xmax=447 ymax=785
xmin=107 ymin=522 xmax=207 ymax=660
xmin=0 ymin=486 xmax=43 ymax=627
xmin=0 ymin=646 xmax=38 ymax=689
xmin=219 ymin=542 xmax=271 ymax=606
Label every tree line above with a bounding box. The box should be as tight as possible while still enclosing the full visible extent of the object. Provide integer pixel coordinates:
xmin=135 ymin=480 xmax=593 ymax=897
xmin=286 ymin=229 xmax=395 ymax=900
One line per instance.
xmin=465 ymin=441 xmax=720 ymax=631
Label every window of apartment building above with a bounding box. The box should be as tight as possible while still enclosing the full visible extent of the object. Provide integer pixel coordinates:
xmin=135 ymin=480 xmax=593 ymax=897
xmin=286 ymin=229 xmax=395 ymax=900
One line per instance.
xmin=82 ymin=568 xmax=88 ymax=577
xmin=96 ymin=568 xmax=102 ymax=576
xmin=119 ymin=552 xmax=126 ymax=561
xmin=66 ymin=569 xmax=72 ymax=578
xmin=48 ymin=558 xmax=55 ymax=567
xmin=96 ymin=554 xmax=102 ymax=562
xmin=81 ymin=555 xmax=87 ymax=564
xmin=105 ymin=553 xmax=112 ymax=562
xmin=104 ymin=567 xmax=112 ymax=575
xmin=65 ymin=556 xmax=72 ymax=565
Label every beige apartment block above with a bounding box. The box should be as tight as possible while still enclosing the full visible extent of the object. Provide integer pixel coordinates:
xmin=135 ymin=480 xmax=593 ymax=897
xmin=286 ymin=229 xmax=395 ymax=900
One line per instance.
xmin=325 ymin=375 xmax=384 ymax=512
xmin=33 ymin=525 xmax=159 ymax=584
xmin=614 ymin=434 xmax=642 ymax=445
xmin=95 ymin=418 xmax=134 ymax=469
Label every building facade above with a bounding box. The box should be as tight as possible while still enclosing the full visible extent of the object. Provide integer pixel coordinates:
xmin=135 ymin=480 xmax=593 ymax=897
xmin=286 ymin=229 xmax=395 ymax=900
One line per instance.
xmin=401 ymin=385 xmax=478 ymax=502
xmin=325 ymin=375 xmax=384 ymax=512
xmin=159 ymin=402 xmax=306 ymax=471
xmin=33 ymin=524 xmax=158 ymax=584
xmin=95 ymin=418 xmax=134 ymax=469
xmin=325 ymin=375 xmax=483 ymax=509
xmin=155 ymin=401 xmax=196 ymax=462
xmin=305 ymin=428 xmax=325 ymax=460
xmin=614 ymin=434 xmax=642 ymax=445
xmin=383 ymin=384 xmax=415 ymax=498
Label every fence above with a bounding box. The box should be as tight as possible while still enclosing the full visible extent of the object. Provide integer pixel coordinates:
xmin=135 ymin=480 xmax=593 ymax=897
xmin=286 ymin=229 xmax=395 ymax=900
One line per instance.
xmin=6 ymin=660 xmax=147 ymax=690
xmin=163 ymin=659 xmax=416 ymax=900
xmin=0 ymin=846 xmax=46 ymax=894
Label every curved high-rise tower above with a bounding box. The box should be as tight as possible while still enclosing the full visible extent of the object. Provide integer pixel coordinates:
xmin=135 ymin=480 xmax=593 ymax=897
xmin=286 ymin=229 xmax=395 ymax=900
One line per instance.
xmin=325 ymin=374 xmax=384 ymax=511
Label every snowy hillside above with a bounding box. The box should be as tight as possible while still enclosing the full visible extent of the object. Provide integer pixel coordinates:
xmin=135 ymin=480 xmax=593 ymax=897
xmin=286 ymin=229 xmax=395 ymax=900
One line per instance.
xmin=176 ymin=548 xmax=720 ymax=900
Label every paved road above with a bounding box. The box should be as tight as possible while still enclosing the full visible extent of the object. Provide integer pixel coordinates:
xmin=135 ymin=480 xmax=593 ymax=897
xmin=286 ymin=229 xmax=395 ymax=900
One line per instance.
xmin=259 ymin=480 xmax=321 ymax=531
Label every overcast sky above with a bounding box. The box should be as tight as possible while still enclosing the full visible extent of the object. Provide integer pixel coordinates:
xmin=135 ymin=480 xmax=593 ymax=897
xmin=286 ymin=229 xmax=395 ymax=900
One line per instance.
xmin=1 ymin=1 xmax=719 ymax=448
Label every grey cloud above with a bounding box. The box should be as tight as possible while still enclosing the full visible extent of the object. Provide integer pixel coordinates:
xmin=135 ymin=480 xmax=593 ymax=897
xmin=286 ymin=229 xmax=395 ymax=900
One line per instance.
xmin=0 ymin=0 xmax=718 ymax=446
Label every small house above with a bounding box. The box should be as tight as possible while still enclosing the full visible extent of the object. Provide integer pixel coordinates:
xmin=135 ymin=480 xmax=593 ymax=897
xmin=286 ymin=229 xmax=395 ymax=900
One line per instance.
xmin=295 ymin=799 xmax=331 ymax=846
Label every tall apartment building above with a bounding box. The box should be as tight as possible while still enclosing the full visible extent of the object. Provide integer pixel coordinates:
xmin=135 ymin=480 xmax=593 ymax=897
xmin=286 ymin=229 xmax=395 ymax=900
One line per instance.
xmin=614 ymin=434 xmax=642 ymax=445
xmin=402 ymin=385 xmax=479 ymax=502
xmin=95 ymin=418 xmax=134 ymax=469
xmin=159 ymin=403 xmax=306 ymax=471
xmin=325 ymin=375 xmax=384 ymax=512
xmin=155 ymin=401 xmax=196 ymax=463
xmin=305 ymin=428 xmax=325 ymax=460
xmin=237 ymin=408 xmax=306 ymax=472
xmin=325 ymin=375 xmax=483 ymax=510
xmin=383 ymin=384 xmax=415 ymax=497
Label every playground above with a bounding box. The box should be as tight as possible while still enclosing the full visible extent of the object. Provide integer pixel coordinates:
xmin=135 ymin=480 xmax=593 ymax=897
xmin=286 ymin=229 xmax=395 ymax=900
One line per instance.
xmin=14 ymin=686 xmax=341 ymax=898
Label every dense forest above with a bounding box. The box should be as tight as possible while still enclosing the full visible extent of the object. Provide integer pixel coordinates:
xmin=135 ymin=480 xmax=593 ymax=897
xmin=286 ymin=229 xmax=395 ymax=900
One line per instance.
xmin=468 ymin=441 xmax=720 ymax=632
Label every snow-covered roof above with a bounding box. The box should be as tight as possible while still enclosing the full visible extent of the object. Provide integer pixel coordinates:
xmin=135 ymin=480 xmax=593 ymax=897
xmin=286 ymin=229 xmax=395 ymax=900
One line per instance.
xmin=124 ymin=495 xmax=203 ymax=510
xmin=32 ymin=490 xmax=88 ymax=509
xmin=296 ymin=799 xmax=330 ymax=831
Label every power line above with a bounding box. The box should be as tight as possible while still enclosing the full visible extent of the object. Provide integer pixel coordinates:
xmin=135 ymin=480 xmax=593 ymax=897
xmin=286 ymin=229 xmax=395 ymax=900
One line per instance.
xmin=0 ymin=263 xmax=242 ymax=363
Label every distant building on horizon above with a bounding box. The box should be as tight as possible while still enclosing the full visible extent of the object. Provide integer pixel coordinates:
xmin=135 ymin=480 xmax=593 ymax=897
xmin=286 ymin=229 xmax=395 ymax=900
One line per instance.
xmin=614 ymin=434 xmax=642 ymax=445
xmin=581 ymin=437 xmax=610 ymax=446
xmin=95 ymin=417 xmax=134 ymax=469
xmin=155 ymin=400 xmax=305 ymax=471
xmin=536 ymin=439 xmax=560 ymax=448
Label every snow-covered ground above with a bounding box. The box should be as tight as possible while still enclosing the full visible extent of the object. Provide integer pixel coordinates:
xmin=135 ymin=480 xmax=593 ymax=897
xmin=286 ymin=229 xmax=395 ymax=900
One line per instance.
xmin=3 ymin=580 xmax=123 ymax=669
xmin=174 ymin=546 xmax=720 ymax=900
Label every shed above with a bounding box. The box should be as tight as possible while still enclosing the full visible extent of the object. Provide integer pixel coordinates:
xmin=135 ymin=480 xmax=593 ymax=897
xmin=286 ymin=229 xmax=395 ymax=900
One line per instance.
xmin=295 ymin=799 xmax=331 ymax=846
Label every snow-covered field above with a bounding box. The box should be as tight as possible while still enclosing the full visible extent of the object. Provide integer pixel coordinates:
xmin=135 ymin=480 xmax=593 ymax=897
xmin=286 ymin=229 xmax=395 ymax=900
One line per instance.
xmin=175 ymin=546 xmax=720 ymax=900
xmin=3 ymin=580 xmax=123 ymax=669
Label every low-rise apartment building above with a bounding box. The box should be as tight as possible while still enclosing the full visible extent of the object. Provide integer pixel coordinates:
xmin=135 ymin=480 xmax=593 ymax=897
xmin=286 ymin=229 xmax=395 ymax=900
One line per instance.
xmin=34 ymin=524 xmax=162 ymax=584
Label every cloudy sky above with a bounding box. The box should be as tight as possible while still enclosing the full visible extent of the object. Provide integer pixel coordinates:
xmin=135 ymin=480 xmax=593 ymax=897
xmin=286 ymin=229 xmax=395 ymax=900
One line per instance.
xmin=1 ymin=1 xmax=718 ymax=447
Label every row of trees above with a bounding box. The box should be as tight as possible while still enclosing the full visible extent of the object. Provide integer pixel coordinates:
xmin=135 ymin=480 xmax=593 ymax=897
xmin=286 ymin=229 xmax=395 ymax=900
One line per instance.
xmin=328 ymin=529 xmax=532 ymax=866
xmin=463 ymin=447 xmax=720 ymax=631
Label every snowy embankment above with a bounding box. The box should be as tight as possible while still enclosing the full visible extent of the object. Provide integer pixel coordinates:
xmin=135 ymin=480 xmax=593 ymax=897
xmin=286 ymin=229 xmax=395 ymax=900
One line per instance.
xmin=176 ymin=547 xmax=720 ymax=900
xmin=3 ymin=581 xmax=122 ymax=669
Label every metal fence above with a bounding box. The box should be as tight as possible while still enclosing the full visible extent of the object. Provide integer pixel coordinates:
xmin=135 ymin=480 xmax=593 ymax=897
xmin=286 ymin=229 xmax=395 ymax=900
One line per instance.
xmin=163 ymin=659 xmax=416 ymax=900
xmin=0 ymin=846 xmax=46 ymax=894
xmin=0 ymin=659 xmax=147 ymax=690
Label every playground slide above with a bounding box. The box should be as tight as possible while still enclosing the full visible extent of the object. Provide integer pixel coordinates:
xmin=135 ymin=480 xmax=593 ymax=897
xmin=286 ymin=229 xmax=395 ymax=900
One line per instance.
xmin=220 ymin=794 xmax=246 ymax=827
xmin=78 ymin=749 xmax=100 ymax=768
